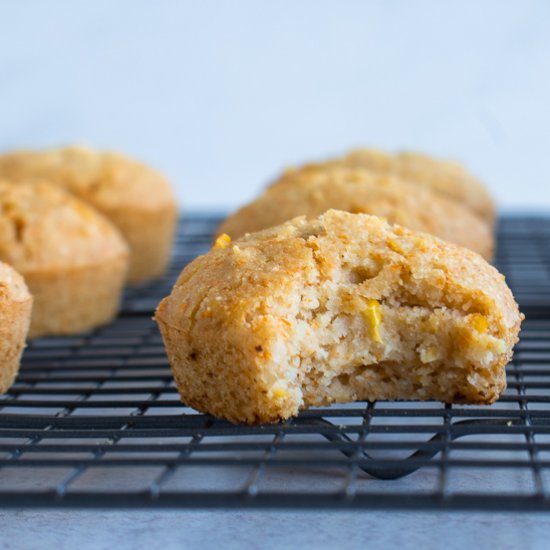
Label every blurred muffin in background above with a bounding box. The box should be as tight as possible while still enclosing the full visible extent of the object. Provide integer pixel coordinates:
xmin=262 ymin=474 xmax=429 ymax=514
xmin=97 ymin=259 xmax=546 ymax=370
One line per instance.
xmin=272 ymin=148 xmax=494 ymax=226
xmin=0 ymin=179 xmax=128 ymax=337
xmin=0 ymin=146 xmax=177 ymax=284
xmin=219 ymin=166 xmax=494 ymax=259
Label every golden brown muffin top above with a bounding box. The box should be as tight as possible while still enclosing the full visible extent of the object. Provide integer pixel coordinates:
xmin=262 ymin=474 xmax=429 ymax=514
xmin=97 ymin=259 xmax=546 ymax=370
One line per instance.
xmin=0 ymin=179 xmax=129 ymax=272
xmin=163 ymin=210 xmax=520 ymax=339
xmin=275 ymin=149 xmax=495 ymax=224
xmin=163 ymin=210 xmax=522 ymax=352
xmin=0 ymin=261 xmax=31 ymax=302
xmin=218 ymin=166 xmax=494 ymax=259
xmin=0 ymin=146 xmax=176 ymax=211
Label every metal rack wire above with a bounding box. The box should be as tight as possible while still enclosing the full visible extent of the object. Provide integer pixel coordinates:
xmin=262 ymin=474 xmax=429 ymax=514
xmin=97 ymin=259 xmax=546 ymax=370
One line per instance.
xmin=1 ymin=213 xmax=550 ymax=510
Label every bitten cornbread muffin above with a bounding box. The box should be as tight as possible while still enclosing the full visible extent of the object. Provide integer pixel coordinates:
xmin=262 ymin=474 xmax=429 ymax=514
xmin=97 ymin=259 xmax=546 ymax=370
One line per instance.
xmin=218 ymin=167 xmax=494 ymax=260
xmin=156 ymin=210 xmax=522 ymax=424
xmin=274 ymin=149 xmax=495 ymax=225
xmin=0 ymin=263 xmax=32 ymax=393
xmin=0 ymin=180 xmax=129 ymax=338
xmin=0 ymin=146 xmax=178 ymax=283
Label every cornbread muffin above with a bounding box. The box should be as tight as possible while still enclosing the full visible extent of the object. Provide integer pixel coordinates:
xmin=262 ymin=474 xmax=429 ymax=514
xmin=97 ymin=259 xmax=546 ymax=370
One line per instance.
xmin=275 ymin=149 xmax=495 ymax=225
xmin=218 ymin=167 xmax=494 ymax=259
xmin=0 ymin=146 xmax=178 ymax=283
xmin=157 ymin=210 xmax=522 ymax=424
xmin=0 ymin=180 xmax=129 ymax=338
xmin=0 ymin=263 xmax=32 ymax=393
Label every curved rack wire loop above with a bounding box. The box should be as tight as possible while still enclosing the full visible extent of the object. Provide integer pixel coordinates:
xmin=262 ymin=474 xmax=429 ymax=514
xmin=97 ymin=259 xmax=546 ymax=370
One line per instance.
xmin=300 ymin=417 xmax=529 ymax=480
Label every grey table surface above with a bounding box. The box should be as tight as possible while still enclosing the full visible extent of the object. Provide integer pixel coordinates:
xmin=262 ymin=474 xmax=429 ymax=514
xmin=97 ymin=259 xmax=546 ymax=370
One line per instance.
xmin=1 ymin=509 xmax=550 ymax=550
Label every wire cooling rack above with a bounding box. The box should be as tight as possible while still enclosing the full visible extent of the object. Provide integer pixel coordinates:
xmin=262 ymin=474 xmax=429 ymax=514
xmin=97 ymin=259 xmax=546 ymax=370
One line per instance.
xmin=1 ymin=213 xmax=550 ymax=510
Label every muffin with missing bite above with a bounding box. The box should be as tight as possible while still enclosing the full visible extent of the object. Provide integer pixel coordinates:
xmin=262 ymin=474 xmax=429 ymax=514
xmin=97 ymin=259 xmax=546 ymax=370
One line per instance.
xmin=0 ymin=179 xmax=129 ymax=338
xmin=157 ymin=210 xmax=521 ymax=424
xmin=0 ymin=262 xmax=32 ymax=393
xmin=0 ymin=146 xmax=177 ymax=284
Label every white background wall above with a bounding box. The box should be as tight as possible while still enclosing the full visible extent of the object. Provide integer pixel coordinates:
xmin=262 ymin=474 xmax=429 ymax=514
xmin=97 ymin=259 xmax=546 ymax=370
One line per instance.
xmin=0 ymin=0 xmax=548 ymax=211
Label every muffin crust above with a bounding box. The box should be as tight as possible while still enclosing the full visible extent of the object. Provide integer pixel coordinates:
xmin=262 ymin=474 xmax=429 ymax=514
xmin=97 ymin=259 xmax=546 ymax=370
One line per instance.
xmin=0 ymin=262 xmax=32 ymax=393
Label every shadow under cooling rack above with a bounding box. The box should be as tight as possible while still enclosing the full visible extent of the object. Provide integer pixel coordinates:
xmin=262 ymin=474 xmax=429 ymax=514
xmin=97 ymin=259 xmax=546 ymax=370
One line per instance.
xmin=2 ymin=214 xmax=550 ymax=510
